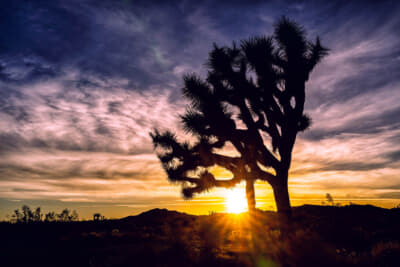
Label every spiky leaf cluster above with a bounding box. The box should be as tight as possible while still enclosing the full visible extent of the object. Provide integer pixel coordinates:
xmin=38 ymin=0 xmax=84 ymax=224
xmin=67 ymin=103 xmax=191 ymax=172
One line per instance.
xmin=151 ymin=17 xmax=328 ymax=198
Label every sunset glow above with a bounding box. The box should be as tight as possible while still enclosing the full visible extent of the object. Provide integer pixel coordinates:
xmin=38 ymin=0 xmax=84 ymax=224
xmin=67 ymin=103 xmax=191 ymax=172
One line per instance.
xmin=0 ymin=0 xmax=399 ymax=220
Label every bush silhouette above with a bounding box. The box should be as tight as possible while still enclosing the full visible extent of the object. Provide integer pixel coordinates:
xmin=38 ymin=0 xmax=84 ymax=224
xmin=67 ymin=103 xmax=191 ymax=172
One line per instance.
xmin=10 ymin=205 xmax=79 ymax=223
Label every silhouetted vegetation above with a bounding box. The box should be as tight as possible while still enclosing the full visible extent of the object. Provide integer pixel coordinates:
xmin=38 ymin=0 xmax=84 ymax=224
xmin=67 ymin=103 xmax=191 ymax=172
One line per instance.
xmin=1 ymin=205 xmax=399 ymax=266
xmin=326 ymin=193 xmax=335 ymax=206
xmin=10 ymin=205 xmax=79 ymax=223
xmin=151 ymin=17 xmax=328 ymax=217
xmin=93 ymin=213 xmax=105 ymax=221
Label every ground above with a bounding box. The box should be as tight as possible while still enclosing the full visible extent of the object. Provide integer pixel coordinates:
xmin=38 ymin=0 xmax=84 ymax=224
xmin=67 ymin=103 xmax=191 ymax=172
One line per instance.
xmin=1 ymin=205 xmax=400 ymax=267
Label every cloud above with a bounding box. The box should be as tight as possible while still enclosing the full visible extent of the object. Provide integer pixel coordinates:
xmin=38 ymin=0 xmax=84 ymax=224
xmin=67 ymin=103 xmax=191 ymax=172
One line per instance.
xmin=0 ymin=73 xmax=184 ymax=154
xmin=1 ymin=0 xmax=400 ymax=217
xmin=378 ymin=191 xmax=400 ymax=199
xmin=0 ymin=150 xmax=178 ymax=201
xmin=0 ymin=69 xmax=186 ymax=205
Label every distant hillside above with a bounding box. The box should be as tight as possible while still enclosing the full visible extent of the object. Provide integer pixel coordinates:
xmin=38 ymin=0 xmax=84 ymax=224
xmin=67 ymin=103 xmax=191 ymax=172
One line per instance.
xmin=122 ymin=208 xmax=195 ymax=222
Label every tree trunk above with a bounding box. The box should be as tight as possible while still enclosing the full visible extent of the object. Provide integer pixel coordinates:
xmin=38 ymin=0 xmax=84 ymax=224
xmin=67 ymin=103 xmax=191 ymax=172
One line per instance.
xmin=246 ymin=180 xmax=256 ymax=213
xmin=272 ymin=173 xmax=292 ymax=219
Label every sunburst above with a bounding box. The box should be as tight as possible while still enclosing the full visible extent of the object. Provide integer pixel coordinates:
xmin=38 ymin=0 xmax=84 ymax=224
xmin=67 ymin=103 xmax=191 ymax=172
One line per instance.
xmin=225 ymin=188 xmax=247 ymax=214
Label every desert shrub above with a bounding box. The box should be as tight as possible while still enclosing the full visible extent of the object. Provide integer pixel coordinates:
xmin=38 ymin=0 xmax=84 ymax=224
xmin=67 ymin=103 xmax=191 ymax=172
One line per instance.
xmin=370 ymin=241 xmax=400 ymax=266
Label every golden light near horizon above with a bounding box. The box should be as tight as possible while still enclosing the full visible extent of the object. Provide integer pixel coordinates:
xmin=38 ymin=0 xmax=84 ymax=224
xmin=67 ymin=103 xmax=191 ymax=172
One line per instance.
xmin=225 ymin=188 xmax=247 ymax=214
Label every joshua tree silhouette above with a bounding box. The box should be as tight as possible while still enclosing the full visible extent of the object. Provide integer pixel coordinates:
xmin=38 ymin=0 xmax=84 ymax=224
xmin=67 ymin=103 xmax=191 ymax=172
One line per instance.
xmin=93 ymin=213 xmax=105 ymax=221
xmin=151 ymin=17 xmax=328 ymax=217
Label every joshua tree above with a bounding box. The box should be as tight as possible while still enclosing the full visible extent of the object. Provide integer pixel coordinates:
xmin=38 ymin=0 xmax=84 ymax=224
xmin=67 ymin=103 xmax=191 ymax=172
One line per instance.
xmin=326 ymin=193 xmax=334 ymax=206
xmin=151 ymin=17 xmax=328 ymax=217
xmin=57 ymin=208 xmax=79 ymax=222
xmin=45 ymin=211 xmax=56 ymax=222
xmin=33 ymin=207 xmax=42 ymax=222
xmin=93 ymin=213 xmax=101 ymax=221
xmin=11 ymin=209 xmax=23 ymax=223
xmin=21 ymin=205 xmax=34 ymax=223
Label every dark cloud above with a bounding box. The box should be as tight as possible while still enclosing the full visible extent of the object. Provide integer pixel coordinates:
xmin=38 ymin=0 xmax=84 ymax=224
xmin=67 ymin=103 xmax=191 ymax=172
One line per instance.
xmin=385 ymin=150 xmax=400 ymax=162
xmin=107 ymin=101 xmax=122 ymax=114
xmin=0 ymin=133 xmax=29 ymax=153
xmin=0 ymin=156 xmax=163 ymax=182
xmin=12 ymin=188 xmax=44 ymax=193
xmin=303 ymin=116 xmax=400 ymax=141
xmin=0 ymin=0 xmax=198 ymax=88
xmin=378 ymin=192 xmax=400 ymax=199
xmin=290 ymin=159 xmax=389 ymax=176
xmin=317 ymin=161 xmax=387 ymax=172
xmin=304 ymin=181 xmax=400 ymax=191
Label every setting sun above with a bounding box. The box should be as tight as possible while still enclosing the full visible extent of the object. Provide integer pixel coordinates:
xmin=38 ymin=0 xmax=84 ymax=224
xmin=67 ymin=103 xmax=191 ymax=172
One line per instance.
xmin=225 ymin=188 xmax=248 ymax=214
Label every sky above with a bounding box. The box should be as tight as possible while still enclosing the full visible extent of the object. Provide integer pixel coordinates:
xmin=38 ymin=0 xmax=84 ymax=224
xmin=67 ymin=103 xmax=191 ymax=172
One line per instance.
xmin=0 ymin=0 xmax=400 ymax=219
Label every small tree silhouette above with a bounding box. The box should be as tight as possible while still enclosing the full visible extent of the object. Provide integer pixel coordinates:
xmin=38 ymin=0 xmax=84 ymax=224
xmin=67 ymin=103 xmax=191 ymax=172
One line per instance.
xmin=151 ymin=17 xmax=328 ymax=217
xmin=93 ymin=213 xmax=101 ymax=221
xmin=45 ymin=211 xmax=56 ymax=222
xmin=57 ymin=208 xmax=79 ymax=222
xmin=33 ymin=207 xmax=42 ymax=222
xmin=9 ymin=205 xmax=79 ymax=223
xmin=11 ymin=205 xmax=40 ymax=223
xmin=11 ymin=209 xmax=23 ymax=223
xmin=21 ymin=205 xmax=34 ymax=223
xmin=326 ymin=193 xmax=334 ymax=206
